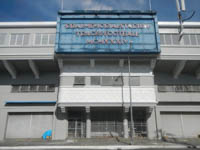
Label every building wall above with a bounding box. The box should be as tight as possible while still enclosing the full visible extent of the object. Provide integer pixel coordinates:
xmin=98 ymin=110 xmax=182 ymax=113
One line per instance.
xmin=1 ymin=21 xmax=200 ymax=140
xmin=0 ymin=72 xmax=59 ymax=140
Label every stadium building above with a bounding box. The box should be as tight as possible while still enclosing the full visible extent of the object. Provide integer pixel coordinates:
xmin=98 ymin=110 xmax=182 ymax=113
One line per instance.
xmin=0 ymin=10 xmax=200 ymax=141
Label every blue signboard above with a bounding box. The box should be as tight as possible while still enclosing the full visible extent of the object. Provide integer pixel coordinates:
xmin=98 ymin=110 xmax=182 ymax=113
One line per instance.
xmin=55 ymin=11 xmax=160 ymax=54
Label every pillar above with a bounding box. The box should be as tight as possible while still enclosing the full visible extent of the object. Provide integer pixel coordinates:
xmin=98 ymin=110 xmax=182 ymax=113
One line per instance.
xmin=123 ymin=107 xmax=129 ymax=138
xmin=86 ymin=107 xmax=91 ymax=138
xmin=52 ymin=107 xmax=68 ymax=140
xmin=147 ymin=106 xmax=157 ymax=139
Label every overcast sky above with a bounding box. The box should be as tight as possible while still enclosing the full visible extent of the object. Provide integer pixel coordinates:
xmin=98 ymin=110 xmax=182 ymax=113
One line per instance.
xmin=0 ymin=0 xmax=199 ymax=22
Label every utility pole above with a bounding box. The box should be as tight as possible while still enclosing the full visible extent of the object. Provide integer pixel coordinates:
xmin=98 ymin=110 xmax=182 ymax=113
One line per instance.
xmin=128 ymin=42 xmax=135 ymax=144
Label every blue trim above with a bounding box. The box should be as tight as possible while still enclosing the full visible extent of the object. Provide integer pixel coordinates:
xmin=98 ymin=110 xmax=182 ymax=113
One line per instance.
xmin=5 ymin=101 xmax=56 ymax=104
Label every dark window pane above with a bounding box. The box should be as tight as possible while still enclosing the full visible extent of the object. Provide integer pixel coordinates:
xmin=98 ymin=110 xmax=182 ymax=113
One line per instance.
xmin=91 ymin=76 xmax=100 ymax=85
xmin=21 ymin=85 xmax=29 ymax=92
xmin=74 ymin=76 xmax=85 ymax=85
xmin=47 ymin=85 xmax=55 ymax=92
xmin=12 ymin=85 xmax=20 ymax=93
xmin=38 ymin=85 xmax=46 ymax=92
xmin=30 ymin=85 xmax=38 ymax=92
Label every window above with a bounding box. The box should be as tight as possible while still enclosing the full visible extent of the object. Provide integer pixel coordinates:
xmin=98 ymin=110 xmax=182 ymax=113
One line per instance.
xmin=0 ymin=33 xmax=7 ymax=45
xmin=91 ymin=76 xmax=101 ymax=85
xmin=172 ymin=34 xmax=180 ymax=45
xmin=11 ymin=85 xmax=20 ymax=92
xmin=190 ymin=34 xmax=197 ymax=45
xmin=34 ymin=33 xmax=55 ymax=46
xmin=183 ymin=35 xmax=190 ymax=45
xmin=11 ymin=85 xmax=55 ymax=93
xmin=30 ymin=85 xmax=38 ymax=92
xmin=47 ymin=85 xmax=55 ymax=92
xmin=165 ymin=34 xmax=172 ymax=45
xmin=160 ymin=34 xmax=165 ymax=45
xmin=10 ymin=33 xmax=30 ymax=46
xmin=197 ymin=34 xmax=200 ymax=45
xmin=21 ymin=85 xmax=29 ymax=92
xmin=74 ymin=76 xmax=85 ymax=86
xmin=158 ymin=85 xmax=200 ymax=92
xmin=113 ymin=76 xmax=123 ymax=86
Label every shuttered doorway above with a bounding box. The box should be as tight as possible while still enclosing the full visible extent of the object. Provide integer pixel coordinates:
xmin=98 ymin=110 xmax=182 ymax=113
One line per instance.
xmin=6 ymin=112 xmax=53 ymax=139
xmin=161 ymin=112 xmax=200 ymax=138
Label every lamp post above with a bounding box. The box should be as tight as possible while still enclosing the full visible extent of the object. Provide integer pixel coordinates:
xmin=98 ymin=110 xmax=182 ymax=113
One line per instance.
xmin=128 ymin=42 xmax=135 ymax=144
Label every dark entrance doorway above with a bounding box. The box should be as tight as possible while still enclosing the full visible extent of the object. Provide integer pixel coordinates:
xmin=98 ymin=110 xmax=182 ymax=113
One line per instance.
xmin=68 ymin=109 xmax=85 ymax=138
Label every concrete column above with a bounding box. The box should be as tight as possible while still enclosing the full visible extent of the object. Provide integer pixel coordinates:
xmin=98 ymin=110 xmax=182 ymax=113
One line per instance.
xmin=147 ymin=107 xmax=157 ymax=139
xmin=123 ymin=107 xmax=129 ymax=138
xmin=52 ymin=107 xmax=68 ymax=140
xmin=0 ymin=110 xmax=8 ymax=141
xmin=86 ymin=107 xmax=91 ymax=138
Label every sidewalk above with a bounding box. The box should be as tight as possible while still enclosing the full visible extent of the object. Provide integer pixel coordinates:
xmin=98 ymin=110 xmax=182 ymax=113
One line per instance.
xmin=0 ymin=137 xmax=200 ymax=149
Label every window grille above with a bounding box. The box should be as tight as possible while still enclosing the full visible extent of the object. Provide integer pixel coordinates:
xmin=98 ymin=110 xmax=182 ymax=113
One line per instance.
xmin=11 ymin=84 xmax=55 ymax=93
xmin=160 ymin=33 xmax=200 ymax=46
xmin=160 ymin=34 xmax=165 ymax=45
xmin=91 ymin=76 xmax=101 ymax=85
xmin=165 ymin=34 xmax=172 ymax=45
xmin=158 ymin=85 xmax=200 ymax=92
xmin=38 ymin=85 xmax=46 ymax=92
xmin=20 ymin=85 xmax=29 ymax=92
xmin=74 ymin=76 xmax=85 ymax=85
xmin=34 ymin=33 xmax=55 ymax=46
xmin=30 ymin=85 xmax=38 ymax=92
xmin=183 ymin=35 xmax=190 ymax=45
xmin=190 ymin=34 xmax=197 ymax=45
xmin=11 ymin=85 xmax=20 ymax=93
xmin=47 ymin=84 xmax=55 ymax=92
xmin=10 ymin=33 xmax=30 ymax=46
xmin=197 ymin=34 xmax=200 ymax=45
xmin=172 ymin=34 xmax=180 ymax=45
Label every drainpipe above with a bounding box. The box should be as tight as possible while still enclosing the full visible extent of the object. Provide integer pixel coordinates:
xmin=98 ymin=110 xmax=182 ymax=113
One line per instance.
xmin=52 ymin=67 xmax=61 ymax=140
xmin=128 ymin=43 xmax=135 ymax=144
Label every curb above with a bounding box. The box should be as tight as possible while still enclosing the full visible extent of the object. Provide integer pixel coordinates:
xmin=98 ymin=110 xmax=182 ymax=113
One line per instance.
xmin=0 ymin=145 xmax=200 ymax=149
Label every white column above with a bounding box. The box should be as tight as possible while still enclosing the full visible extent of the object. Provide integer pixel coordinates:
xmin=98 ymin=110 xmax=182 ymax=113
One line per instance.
xmin=123 ymin=107 xmax=129 ymax=138
xmin=86 ymin=107 xmax=91 ymax=138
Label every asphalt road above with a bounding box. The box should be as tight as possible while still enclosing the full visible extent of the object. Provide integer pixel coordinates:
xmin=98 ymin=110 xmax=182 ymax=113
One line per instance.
xmin=0 ymin=149 xmax=199 ymax=150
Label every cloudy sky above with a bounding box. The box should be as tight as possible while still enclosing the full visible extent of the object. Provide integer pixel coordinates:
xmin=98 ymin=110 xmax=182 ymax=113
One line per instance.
xmin=0 ymin=0 xmax=199 ymax=22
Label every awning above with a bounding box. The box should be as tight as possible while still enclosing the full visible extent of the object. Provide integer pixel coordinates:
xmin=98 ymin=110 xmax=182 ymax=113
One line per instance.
xmin=58 ymin=87 xmax=157 ymax=107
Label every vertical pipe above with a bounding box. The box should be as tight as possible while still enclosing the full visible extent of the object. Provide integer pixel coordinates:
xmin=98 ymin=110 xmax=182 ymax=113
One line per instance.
xmin=128 ymin=43 xmax=135 ymax=144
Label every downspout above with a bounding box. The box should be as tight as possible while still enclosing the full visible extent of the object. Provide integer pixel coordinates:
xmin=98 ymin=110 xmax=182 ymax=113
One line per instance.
xmin=52 ymin=65 xmax=61 ymax=140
